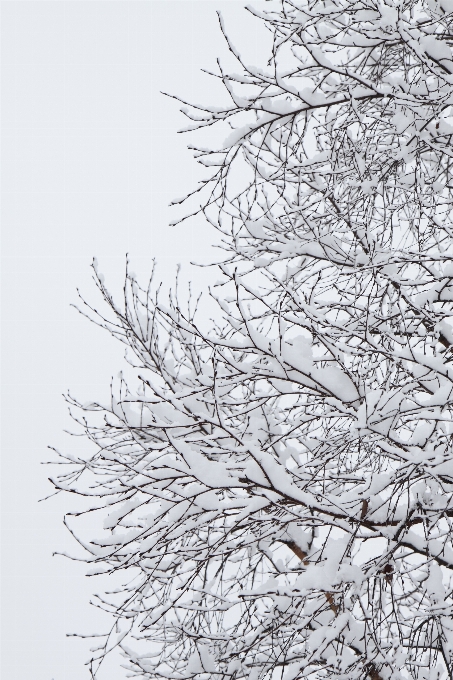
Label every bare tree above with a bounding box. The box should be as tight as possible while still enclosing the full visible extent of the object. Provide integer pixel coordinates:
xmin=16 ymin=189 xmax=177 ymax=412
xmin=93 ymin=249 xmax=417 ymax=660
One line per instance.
xmin=51 ymin=1 xmax=453 ymax=679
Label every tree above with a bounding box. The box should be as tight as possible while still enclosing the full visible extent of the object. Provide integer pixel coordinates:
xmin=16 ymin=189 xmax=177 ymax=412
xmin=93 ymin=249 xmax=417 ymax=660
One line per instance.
xmin=51 ymin=1 xmax=453 ymax=679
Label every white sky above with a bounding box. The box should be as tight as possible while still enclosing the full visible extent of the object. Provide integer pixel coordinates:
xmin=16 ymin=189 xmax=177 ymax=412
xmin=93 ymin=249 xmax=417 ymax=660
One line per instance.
xmin=1 ymin=2 xmax=268 ymax=678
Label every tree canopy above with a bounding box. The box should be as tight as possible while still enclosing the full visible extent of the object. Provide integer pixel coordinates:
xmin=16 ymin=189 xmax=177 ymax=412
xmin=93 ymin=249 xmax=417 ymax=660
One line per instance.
xmin=52 ymin=1 xmax=453 ymax=679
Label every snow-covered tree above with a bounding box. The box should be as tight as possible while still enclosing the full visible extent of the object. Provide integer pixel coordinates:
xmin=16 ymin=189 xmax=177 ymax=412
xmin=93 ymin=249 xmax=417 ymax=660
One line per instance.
xmin=52 ymin=1 xmax=453 ymax=679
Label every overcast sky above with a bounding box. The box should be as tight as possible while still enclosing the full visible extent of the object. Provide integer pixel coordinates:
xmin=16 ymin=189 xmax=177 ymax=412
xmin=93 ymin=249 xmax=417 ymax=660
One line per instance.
xmin=1 ymin=2 xmax=267 ymax=678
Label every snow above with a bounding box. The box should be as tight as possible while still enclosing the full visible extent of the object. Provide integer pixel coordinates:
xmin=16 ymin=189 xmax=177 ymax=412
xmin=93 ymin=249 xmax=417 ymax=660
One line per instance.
xmin=50 ymin=1 xmax=453 ymax=678
xmin=420 ymin=35 xmax=452 ymax=62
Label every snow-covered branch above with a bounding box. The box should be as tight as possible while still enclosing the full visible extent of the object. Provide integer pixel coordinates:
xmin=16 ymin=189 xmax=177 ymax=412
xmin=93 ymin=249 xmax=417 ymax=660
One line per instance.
xmin=52 ymin=2 xmax=453 ymax=679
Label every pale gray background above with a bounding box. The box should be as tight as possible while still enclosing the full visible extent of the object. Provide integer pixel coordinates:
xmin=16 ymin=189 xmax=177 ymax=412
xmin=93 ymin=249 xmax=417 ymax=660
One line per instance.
xmin=1 ymin=1 xmax=268 ymax=678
